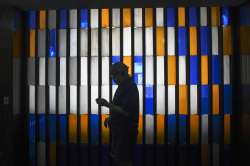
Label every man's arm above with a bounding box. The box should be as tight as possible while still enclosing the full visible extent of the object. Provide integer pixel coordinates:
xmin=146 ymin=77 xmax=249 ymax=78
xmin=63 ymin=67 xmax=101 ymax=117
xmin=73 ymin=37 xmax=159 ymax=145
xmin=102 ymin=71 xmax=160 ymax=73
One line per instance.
xmin=108 ymin=102 xmax=129 ymax=117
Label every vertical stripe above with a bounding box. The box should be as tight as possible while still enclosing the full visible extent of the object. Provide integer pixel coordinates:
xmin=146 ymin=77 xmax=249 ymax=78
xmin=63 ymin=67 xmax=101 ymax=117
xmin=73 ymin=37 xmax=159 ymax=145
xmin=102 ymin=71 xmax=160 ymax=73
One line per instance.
xmin=145 ymin=8 xmax=153 ymax=27
xmin=189 ymin=27 xmax=197 ymax=55
xmin=69 ymin=114 xmax=77 ymax=143
xmin=179 ymin=85 xmax=187 ymax=115
xmin=123 ymin=8 xmax=131 ymax=27
xmin=156 ymin=27 xmax=165 ymax=56
xmin=211 ymin=7 xmax=220 ymax=26
xmin=168 ymin=56 xmax=176 ymax=85
xmin=223 ymin=26 xmax=232 ymax=55
xmin=167 ymin=27 xmax=175 ymax=55
xmin=30 ymin=30 xmax=36 ymax=57
xmin=190 ymin=115 xmax=199 ymax=144
xmin=156 ymin=115 xmax=165 ymax=144
xmin=224 ymin=115 xmax=231 ymax=144
xmin=102 ymin=9 xmax=109 ymax=27
xmin=39 ymin=10 xmax=46 ymax=29
xmin=212 ymin=85 xmax=220 ymax=115
xmin=178 ymin=7 xmax=185 ymax=26
xmin=168 ymin=85 xmax=175 ymax=115
xmin=201 ymin=56 xmax=208 ymax=85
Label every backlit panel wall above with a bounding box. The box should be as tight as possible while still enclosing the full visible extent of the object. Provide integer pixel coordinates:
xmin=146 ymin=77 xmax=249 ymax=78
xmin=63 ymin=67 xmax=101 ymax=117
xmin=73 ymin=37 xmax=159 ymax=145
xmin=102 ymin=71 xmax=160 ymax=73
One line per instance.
xmin=28 ymin=7 xmax=232 ymax=166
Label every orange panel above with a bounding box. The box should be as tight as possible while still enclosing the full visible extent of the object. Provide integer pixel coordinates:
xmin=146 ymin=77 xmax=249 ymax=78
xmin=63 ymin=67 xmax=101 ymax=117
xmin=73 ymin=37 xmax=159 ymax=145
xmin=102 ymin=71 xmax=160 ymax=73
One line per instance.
xmin=202 ymin=144 xmax=210 ymax=166
xmin=123 ymin=8 xmax=131 ymax=27
xmin=224 ymin=115 xmax=231 ymax=144
xmin=102 ymin=9 xmax=109 ymax=27
xmin=69 ymin=114 xmax=77 ymax=143
xmin=145 ymin=8 xmax=153 ymax=27
xmin=156 ymin=115 xmax=165 ymax=144
xmin=80 ymin=115 xmax=88 ymax=144
xmin=190 ymin=115 xmax=199 ymax=144
xmin=189 ymin=27 xmax=197 ymax=56
xmin=102 ymin=115 xmax=110 ymax=144
xmin=49 ymin=144 xmax=56 ymax=166
xmin=179 ymin=85 xmax=187 ymax=115
xmin=29 ymin=30 xmax=36 ymax=58
xmin=137 ymin=115 xmax=143 ymax=144
xmin=156 ymin=27 xmax=165 ymax=56
xmin=39 ymin=10 xmax=46 ymax=29
xmin=178 ymin=7 xmax=185 ymax=26
xmin=13 ymin=31 xmax=21 ymax=58
xmin=211 ymin=7 xmax=220 ymax=26
xmin=201 ymin=56 xmax=208 ymax=85
xmin=223 ymin=26 xmax=232 ymax=55
xmin=240 ymin=26 xmax=250 ymax=54
xmin=212 ymin=85 xmax=220 ymax=115
xmin=123 ymin=56 xmax=132 ymax=75
xmin=168 ymin=56 xmax=176 ymax=85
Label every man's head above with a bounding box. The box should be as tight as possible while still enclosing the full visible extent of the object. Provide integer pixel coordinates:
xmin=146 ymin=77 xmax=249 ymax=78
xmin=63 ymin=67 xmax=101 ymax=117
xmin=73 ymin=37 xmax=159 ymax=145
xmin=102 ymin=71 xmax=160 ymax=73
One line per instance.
xmin=110 ymin=62 xmax=129 ymax=85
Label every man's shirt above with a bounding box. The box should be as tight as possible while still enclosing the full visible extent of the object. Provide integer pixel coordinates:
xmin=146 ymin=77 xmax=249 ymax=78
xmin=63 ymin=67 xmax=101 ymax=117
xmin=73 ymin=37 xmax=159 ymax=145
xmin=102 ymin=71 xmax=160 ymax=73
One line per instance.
xmin=110 ymin=77 xmax=139 ymax=131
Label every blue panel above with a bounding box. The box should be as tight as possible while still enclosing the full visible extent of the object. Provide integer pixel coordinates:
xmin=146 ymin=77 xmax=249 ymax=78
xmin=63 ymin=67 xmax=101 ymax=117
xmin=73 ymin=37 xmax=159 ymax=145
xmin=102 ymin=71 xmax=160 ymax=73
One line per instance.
xmin=112 ymin=56 xmax=120 ymax=63
xmin=90 ymin=114 xmax=99 ymax=145
xmin=178 ymin=27 xmax=187 ymax=56
xmin=200 ymin=27 xmax=211 ymax=55
xmin=29 ymin=11 xmax=36 ymax=29
xmin=39 ymin=114 xmax=46 ymax=142
xmin=221 ymin=7 xmax=230 ymax=26
xmin=29 ymin=114 xmax=36 ymax=143
xmin=240 ymin=6 xmax=250 ymax=25
xmin=134 ymin=56 xmax=143 ymax=85
xmin=212 ymin=115 xmax=222 ymax=143
xmin=59 ymin=115 xmax=67 ymax=144
xmin=60 ymin=10 xmax=68 ymax=29
xmin=49 ymin=114 xmax=56 ymax=143
xmin=212 ymin=56 xmax=221 ymax=84
xmin=168 ymin=115 xmax=176 ymax=144
xmin=189 ymin=7 xmax=197 ymax=26
xmin=166 ymin=8 xmax=176 ymax=27
xmin=190 ymin=56 xmax=198 ymax=84
xmin=224 ymin=85 xmax=232 ymax=114
xmin=134 ymin=74 xmax=143 ymax=85
xmin=80 ymin=9 xmax=88 ymax=28
xmin=179 ymin=115 xmax=187 ymax=144
xmin=146 ymin=85 xmax=154 ymax=115
xmin=49 ymin=29 xmax=56 ymax=57
xmin=201 ymin=85 xmax=210 ymax=114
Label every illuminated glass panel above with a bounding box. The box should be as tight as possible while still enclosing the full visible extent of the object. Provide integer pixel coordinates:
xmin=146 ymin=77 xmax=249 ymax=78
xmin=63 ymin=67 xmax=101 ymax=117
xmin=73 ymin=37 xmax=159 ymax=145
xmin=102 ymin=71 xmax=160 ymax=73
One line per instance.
xmin=190 ymin=115 xmax=199 ymax=144
xmin=190 ymin=56 xmax=198 ymax=84
xmin=201 ymin=115 xmax=209 ymax=144
xmin=200 ymin=7 xmax=208 ymax=26
xmin=134 ymin=28 xmax=142 ymax=56
xmin=134 ymin=8 xmax=142 ymax=27
xmin=70 ymin=29 xmax=77 ymax=57
xmin=156 ymin=85 xmax=165 ymax=115
xmin=145 ymin=56 xmax=154 ymax=85
xmin=134 ymin=56 xmax=143 ymax=85
xmin=137 ymin=85 xmax=143 ymax=115
xmin=145 ymin=85 xmax=153 ymax=115
xmin=80 ymin=86 xmax=88 ymax=114
xmin=190 ymin=27 xmax=197 ymax=56
xmin=168 ymin=56 xmax=176 ymax=85
xmin=29 ymin=11 xmax=36 ymax=29
xmin=59 ymin=57 xmax=66 ymax=85
xmin=112 ymin=28 xmax=120 ymax=56
xmin=200 ymin=27 xmax=211 ymax=55
xmin=38 ymin=30 xmax=46 ymax=57
xmin=145 ymin=27 xmax=153 ymax=56
xmin=102 ymin=29 xmax=109 ymax=56
xmin=60 ymin=10 xmax=68 ymax=29
xmin=145 ymin=114 xmax=154 ymax=144
xmin=90 ymin=9 xmax=99 ymax=28
xmin=212 ymin=56 xmax=221 ymax=84
xmin=38 ymin=86 xmax=45 ymax=114
xmin=70 ymin=9 xmax=77 ymax=29
xmin=112 ymin=9 xmax=120 ymax=27
xmin=91 ymin=57 xmax=98 ymax=85
xmin=168 ymin=85 xmax=175 ymax=114
xmin=59 ymin=29 xmax=66 ymax=57
xmin=91 ymin=85 xmax=99 ymax=114
xmin=201 ymin=56 xmax=208 ymax=85
xmin=123 ymin=56 xmax=132 ymax=75
xmin=81 ymin=57 xmax=88 ymax=85
xmin=179 ymin=56 xmax=186 ymax=85
xmin=178 ymin=27 xmax=187 ymax=55
xmin=212 ymin=27 xmax=219 ymax=55
xmin=90 ymin=114 xmax=99 ymax=144
xmin=156 ymin=56 xmax=164 ymax=85
xmin=29 ymin=85 xmax=35 ymax=114
xmin=58 ymin=86 xmax=66 ymax=114
xmin=224 ymin=56 xmax=230 ymax=84
xmin=91 ymin=29 xmax=98 ymax=56
xmin=189 ymin=7 xmax=197 ymax=26
xmin=123 ymin=8 xmax=131 ymax=27
xmin=179 ymin=85 xmax=187 ymax=115
xmin=221 ymin=7 xmax=230 ymax=26
xmin=223 ymin=26 xmax=232 ymax=55
xmin=80 ymin=29 xmax=88 ymax=56
xmin=178 ymin=8 xmax=185 ymax=26
xmin=29 ymin=30 xmax=36 ymax=58
xmin=48 ymin=58 xmax=56 ymax=85
xmin=224 ymin=115 xmax=231 ymax=144
xmin=156 ymin=27 xmax=165 ymax=56
xmin=211 ymin=7 xmax=220 ymax=26
xmin=80 ymin=9 xmax=88 ymax=28
xmin=102 ymin=9 xmax=109 ymax=28
xmin=49 ymin=86 xmax=56 ymax=114
xmin=201 ymin=85 xmax=210 ymax=115
xmin=101 ymin=85 xmax=110 ymax=114
xmin=166 ymin=8 xmax=176 ymax=27
xmin=145 ymin=8 xmax=153 ymax=27
xmin=48 ymin=10 xmax=56 ymax=29
xmin=212 ymin=85 xmax=220 ymax=115
xmin=49 ymin=30 xmax=56 ymax=57
xmin=28 ymin=58 xmax=35 ymax=85
xmin=102 ymin=57 xmax=109 ymax=85
xmin=69 ymin=57 xmax=77 ymax=85
xmin=190 ymin=85 xmax=198 ymax=115
xmin=156 ymin=115 xmax=165 ymax=144
xmin=123 ymin=27 xmax=131 ymax=56
xmin=39 ymin=58 xmax=45 ymax=85
xmin=156 ymin=8 xmax=164 ymax=27
xmin=167 ymin=27 xmax=175 ymax=55
xmin=70 ymin=86 xmax=77 ymax=114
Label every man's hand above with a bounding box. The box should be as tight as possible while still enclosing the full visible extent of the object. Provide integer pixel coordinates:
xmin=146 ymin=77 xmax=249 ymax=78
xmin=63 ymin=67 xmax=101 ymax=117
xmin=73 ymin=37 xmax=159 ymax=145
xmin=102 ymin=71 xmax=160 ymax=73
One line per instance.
xmin=96 ymin=98 xmax=110 ymax=107
xmin=104 ymin=117 xmax=111 ymax=128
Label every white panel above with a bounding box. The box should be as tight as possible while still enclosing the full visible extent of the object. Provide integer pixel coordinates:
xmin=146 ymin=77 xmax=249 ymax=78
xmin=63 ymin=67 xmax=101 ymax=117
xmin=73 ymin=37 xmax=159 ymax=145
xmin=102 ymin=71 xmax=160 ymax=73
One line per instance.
xmin=38 ymin=30 xmax=46 ymax=57
xmin=80 ymin=29 xmax=88 ymax=56
xmin=145 ymin=27 xmax=153 ymax=56
xmin=213 ymin=144 xmax=220 ymax=166
xmin=70 ymin=86 xmax=77 ymax=114
xmin=200 ymin=7 xmax=208 ymax=26
xmin=80 ymin=86 xmax=88 ymax=114
xmin=123 ymin=27 xmax=131 ymax=56
xmin=48 ymin=58 xmax=56 ymax=85
xmin=112 ymin=28 xmax=120 ymax=56
xmin=167 ymin=27 xmax=175 ymax=56
xmin=156 ymin=8 xmax=164 ymax=27
xmin=59 ymin=86 xmax=66 ymax=114
xmin=224 ymin=56 xmax=230 ymax=84
xmin=29 ymin=85 xmax=35 ymax=114
xmin=59 ymin=29 xmax=67 ymax=57
xmin=102 ymin=57 xmax=109 ymax=85
xmin=91 ymin=9 xmax=99 ymax=28
xmin=91 ymin=57 xmax=99 ymax=85
xmin=39 ymin=58 xmax=45 ymax=85
xmin=91 ymin=85 xmax=99 ymax=114
xmin=201 ymin=115 xmax=209 ymax=144
xmin=112 ymin=9 xmax=120 ymax=27
xmin=60 ymin=57 xmax=66 ymax=86
xmin=134 ymin=28 xmax=142 ymax=55
xmin=145 ymin=56 xmax=154 ymax=85
xmin=69 ymin=57 xmax=77 ymax=85
xmin=168 ymin=85 xmax=175 ymax=114
xmin=101 ymin=85 xmax=110 ymax=114
xmin=48 ymin=10 xmax=56 ymax=29
xmin=134 ymin=8 xmax=142 ymax=27
xmin=157 ymin=56 xmax=165 ymax=85
xmin=112 ymin=85 xmax=118 ymax=98
xmin=137 ymin=85 xmax=143 ymax=115
xmin=81 ymin=57 xmax=88 ymax=85
xmin=49 ymin=86 xmax=56 ymax=114
xmin=91 ymin=29 xmax=98 ymax=56
xmin=70 ymin=9 xmax=78 ymax=29
xmin=70 ymin=29 xmax=77 ymax=57
xmin=102 ymin=29 xmax=109 ymax=56
xmin=212 ymin=27 xmax=219 ymax=55
xmin=179 ymin=56 xmax=186 ymax=85
xmin=145 ymin=114 xmax=154 ymax=144
xmin=190 ymin=85 xmax=198 ymax=114
xmin=157 ymin=85 xmax=165 ymax=115
xmin=37 ymin=142 xmax=46 ymax=166
xmin=38 ymin=86 xmax=45 ymax=114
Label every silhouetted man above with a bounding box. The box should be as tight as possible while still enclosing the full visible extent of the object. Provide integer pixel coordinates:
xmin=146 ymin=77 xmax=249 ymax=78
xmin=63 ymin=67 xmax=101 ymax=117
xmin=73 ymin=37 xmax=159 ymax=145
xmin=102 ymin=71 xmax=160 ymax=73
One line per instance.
xmin=96 ymin=62 xmax=139 ymax=166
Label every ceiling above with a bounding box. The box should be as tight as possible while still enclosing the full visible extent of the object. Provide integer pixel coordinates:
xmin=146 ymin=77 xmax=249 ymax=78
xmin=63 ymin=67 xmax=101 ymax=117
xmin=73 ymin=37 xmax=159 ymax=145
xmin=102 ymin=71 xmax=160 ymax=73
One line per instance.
xmin=0 ymin=0 xmax=247 ymax=10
